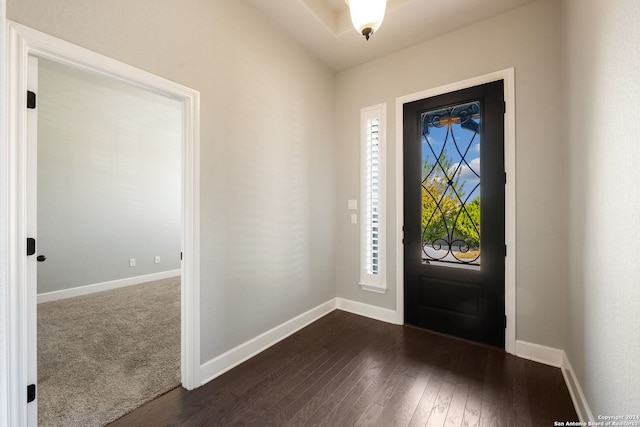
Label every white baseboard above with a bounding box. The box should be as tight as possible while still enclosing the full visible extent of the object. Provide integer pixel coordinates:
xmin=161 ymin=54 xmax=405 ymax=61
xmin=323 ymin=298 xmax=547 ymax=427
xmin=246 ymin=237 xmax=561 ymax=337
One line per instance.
xmin=515 ymin=340 xmax=564 ymax=367
xmin=336 ymin=297 xmax=400 ymax=324
xmin=197 ymin=297 xmax=591 ymax=421
xmin=37 ymin=269 xmax=181 ymax=304
xmin=198 ymin=297 xmax=401 ymax=387
xmin=516 ymin=340 xmax=593 ymax=422
xmin=199 ymin=299 xmax=337 ymax=386
xmin=561 ymin=352 xmax=594 ymax=422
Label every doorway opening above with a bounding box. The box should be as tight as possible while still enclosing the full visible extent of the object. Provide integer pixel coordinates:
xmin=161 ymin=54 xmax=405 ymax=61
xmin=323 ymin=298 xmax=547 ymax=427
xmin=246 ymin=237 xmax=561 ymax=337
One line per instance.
xmin=394 ymin=69 xmax=516 ymax=353
xmin=33 ymin=56 xmax=183 ymax=426
xmin=403 ymin=80 xmax=505 ymax=348
xmin=6 ymin=21 xmax=200 ymax=427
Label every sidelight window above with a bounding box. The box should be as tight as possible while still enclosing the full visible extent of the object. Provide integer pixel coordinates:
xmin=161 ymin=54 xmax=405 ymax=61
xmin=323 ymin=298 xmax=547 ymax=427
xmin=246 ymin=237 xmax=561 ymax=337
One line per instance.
xmin=359 ymin=104 xmax=387 ymax=293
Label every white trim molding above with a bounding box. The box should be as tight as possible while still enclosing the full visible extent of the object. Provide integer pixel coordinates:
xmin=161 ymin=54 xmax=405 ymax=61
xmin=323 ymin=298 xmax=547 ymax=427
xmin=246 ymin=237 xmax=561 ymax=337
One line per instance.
xmin=6 ymin=21 xmax=201 ymax=426
xmin=516 ymin=340 xmax=594 ymax=422
xmin=200 ymin=299 xmax=336 ymax=385
xmin=336 ymin=297 xmax=399 ymax=324
xmin=200 ymin=297 xmax=401 ymax=387
xmin=198 ymin=297 xmax=589 ymax=422
xmin=358 ymin=283 xmax=387 ymax=294
xmin=515 ymin=340 xmax=563 ymax=367
xmin=395 ymin=69 xmax=517 ymax=354
xmin=359 ymin=103 xmax=387 ymax=294
xmin=37 ymin=270 xmax=181 ymax=304
xmin=561 ymin=352 xmax=594 ymax=422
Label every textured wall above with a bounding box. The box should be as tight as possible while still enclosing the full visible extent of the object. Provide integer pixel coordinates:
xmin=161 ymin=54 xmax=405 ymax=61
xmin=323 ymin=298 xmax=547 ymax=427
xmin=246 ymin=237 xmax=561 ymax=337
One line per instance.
xmin=335 ymin=0 xmax=567 ymax=349
xmin=563 ymin=0 xmax=640 ymax=415
xmin=36 ymin=58 xmax=182 ymax=294
xmin=7 ymin=0 xmax=336 ymax=362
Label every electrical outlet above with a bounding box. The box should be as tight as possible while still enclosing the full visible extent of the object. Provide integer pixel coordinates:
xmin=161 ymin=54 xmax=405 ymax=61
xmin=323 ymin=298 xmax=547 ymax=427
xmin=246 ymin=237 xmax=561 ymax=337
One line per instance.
xmin=154 ymin=256 xmax=161 ymax=264
xmin=129 ymin=258 xmax=136 ymax=267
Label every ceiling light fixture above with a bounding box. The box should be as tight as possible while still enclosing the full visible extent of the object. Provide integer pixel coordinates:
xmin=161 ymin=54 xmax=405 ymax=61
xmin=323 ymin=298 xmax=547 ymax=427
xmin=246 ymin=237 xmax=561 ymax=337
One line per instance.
xmin=345 ymin=0 xmax=387 ymax=41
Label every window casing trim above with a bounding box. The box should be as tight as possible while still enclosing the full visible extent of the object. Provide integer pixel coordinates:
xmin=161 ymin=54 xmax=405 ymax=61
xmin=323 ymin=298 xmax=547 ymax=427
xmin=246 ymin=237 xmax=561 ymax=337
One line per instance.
xmin=359 ymin=103 xmax=387 ymax=294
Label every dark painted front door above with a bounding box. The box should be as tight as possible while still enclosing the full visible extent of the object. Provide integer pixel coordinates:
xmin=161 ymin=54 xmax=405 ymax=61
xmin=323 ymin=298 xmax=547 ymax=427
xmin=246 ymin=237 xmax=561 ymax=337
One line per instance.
xmin=403 ymin=80 xmax=505 ymax=348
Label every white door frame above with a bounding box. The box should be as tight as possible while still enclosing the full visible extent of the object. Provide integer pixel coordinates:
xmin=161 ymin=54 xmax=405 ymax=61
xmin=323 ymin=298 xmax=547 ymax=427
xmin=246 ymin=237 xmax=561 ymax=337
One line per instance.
xmin=6 ymin=21 xmax=201 ymax=426
xmin=394 ymin=69 xmax=517 ymax=354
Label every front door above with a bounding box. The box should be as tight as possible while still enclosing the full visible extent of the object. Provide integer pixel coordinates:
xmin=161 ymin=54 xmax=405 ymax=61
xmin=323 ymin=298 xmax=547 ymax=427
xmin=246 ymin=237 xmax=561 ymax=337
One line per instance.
xmin=403 ymin=80 xmax=505 ymax=348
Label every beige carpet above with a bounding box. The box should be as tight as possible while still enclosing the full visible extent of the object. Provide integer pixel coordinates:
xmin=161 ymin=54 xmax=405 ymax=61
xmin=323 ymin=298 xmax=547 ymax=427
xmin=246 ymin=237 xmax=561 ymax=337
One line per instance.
xmin=37 ymin=277 xmax=181 ymax=427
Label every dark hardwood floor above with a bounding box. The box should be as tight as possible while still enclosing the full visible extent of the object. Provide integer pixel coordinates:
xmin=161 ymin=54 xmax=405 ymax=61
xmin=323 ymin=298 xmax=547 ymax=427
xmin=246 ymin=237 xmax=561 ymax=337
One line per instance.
xmin=108 ymin=310 xmax=577 ymax=426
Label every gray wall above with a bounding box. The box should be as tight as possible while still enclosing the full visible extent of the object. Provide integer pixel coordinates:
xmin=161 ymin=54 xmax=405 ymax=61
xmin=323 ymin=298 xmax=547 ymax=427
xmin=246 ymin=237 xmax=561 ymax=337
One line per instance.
xmin=335 ymin=0 xmax=567 ymax=349
xmin=5 ymin=0 xmax=640 ymax=416
xmin=37 ymin=58 xmax=182 ymax=294
xmin=563 ymin=0 xmax=640 ymax=414
xmin=7 ymin=0 xmax=337 ymax=362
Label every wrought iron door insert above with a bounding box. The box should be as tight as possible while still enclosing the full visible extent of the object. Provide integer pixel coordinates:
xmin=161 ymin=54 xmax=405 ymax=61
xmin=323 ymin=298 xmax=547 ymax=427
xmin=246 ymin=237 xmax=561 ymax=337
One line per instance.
xmin=421 ymin=101 xmax=481 ymax=268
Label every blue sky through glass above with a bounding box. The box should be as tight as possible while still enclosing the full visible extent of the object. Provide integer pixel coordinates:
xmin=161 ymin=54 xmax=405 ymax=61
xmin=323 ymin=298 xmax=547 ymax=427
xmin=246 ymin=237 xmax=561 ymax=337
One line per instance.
xmin=421 ymin=107 xmax=481 ymax=204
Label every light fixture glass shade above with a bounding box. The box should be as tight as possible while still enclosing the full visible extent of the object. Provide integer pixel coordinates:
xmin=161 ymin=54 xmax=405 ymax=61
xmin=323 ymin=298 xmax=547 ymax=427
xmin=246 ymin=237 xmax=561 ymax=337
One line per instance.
xmin=346 ymin=0 xmax=387 ymax=40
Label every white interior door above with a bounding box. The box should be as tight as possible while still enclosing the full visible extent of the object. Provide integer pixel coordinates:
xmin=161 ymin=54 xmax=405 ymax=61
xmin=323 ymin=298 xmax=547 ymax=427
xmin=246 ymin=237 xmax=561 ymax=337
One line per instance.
xmin=26 ymin=55 xmax=39 ymax=427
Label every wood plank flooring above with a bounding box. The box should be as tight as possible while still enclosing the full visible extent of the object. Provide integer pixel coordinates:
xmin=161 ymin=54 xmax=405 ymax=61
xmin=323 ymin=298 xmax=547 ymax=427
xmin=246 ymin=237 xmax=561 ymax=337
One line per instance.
xmin=108 ymin=310 xmax=577 ymax=426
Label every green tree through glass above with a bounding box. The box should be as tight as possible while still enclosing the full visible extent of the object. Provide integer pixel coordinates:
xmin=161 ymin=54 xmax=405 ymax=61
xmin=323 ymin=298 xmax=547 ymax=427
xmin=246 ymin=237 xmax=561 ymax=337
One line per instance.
xmin=422 ymin=150 xmax=480 ymax=261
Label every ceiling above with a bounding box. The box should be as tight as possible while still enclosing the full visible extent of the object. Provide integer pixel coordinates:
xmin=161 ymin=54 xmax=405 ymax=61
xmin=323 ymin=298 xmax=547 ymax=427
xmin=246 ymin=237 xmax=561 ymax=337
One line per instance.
xmin=242 ymin=0 xmax=537 ymax=71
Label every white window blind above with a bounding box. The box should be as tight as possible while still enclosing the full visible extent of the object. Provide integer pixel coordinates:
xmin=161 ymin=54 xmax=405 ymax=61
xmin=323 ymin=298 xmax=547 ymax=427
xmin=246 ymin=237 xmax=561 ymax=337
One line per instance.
xmin=365 ymin=117 xmax=380 ymax=275
xmin=360 ymin=104 xmax=386 ymax=293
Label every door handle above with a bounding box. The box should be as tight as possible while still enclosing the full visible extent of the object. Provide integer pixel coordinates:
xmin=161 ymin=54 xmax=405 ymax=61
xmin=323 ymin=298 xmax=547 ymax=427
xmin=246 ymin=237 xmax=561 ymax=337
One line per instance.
xmin=37 ymin=255 xmax=46 ymax=262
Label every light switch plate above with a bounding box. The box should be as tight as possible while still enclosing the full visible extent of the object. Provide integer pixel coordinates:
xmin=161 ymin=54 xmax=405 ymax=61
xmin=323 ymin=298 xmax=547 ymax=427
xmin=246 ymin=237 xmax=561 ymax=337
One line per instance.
xmin=348 ymin=199 xmax=358 ymax=210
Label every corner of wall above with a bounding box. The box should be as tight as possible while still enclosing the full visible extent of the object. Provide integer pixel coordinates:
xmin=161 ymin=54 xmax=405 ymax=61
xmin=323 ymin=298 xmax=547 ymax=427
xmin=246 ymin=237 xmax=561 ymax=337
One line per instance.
xmin=336 ymin=297 xmax=399 ymax=325
xmin=199 ymin=299 xmax=337 ymax=386
xmin=197 ymin=297 xmax=401 ymax=388
xmin=561 ymin=352 xmax=594 ymax=422
xmin=516 ymin=340 xmax=592 ymax=421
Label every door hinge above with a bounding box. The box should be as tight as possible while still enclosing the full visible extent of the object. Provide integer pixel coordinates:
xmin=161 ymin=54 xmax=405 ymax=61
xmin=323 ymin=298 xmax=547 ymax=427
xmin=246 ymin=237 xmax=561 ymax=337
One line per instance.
xmin=180 ymin=252 xmax=183 ymax=260
xmin=27 ymin=384 xmax=36 ymax=403
xmin=504 ymin=315 xmax=508 ymax=329
xmin=504 ymin=171 xmax=507 ymax=184
xmin=504 ymin=244 xmax=507 ymax=257
xmin=27 ymin=238 xmax=36 ymax=256
xmin=27 ymin=91 xmax=36 ymax=109
xmin=503 ymin=101 xmax=506 ymax=114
